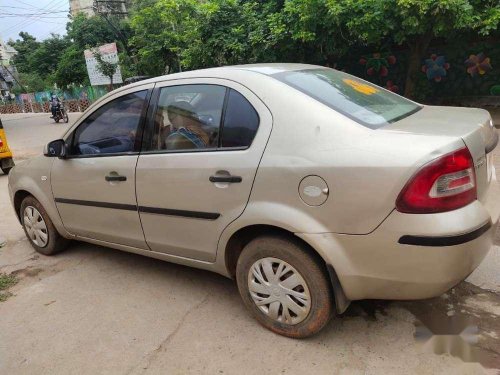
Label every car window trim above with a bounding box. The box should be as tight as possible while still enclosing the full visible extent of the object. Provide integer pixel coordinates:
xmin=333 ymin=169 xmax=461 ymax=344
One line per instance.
xmin=217 ymin=88 xmax=231 ymax=148
xmin=66 ymin=88 xmax=154 ymax=159
xmin=140 ymin=145 xmax=249 ymax=156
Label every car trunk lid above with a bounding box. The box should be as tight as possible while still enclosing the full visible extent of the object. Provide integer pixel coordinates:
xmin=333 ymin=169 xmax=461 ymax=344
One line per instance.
xmin=382 ymin=105 xmax=497 ymax=203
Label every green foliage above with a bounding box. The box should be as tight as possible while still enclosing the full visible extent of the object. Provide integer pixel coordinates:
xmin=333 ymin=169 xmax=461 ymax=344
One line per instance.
xmin=130 ymin=0 xmax=199 ymax=75
xmin=181 ymin=0 xmax=277 ymax=68
xmin=55 ymin=45 xmax=89 ymax=87
xmin=67 ymin=13 xmax=117 ymax=50
xmin=0 ymin=273 xmax=17 ymax=302
xmin=6 ymin=0 xmax=500 ymax=100
xmin=93 ymin=49 xmax=118 ymax=81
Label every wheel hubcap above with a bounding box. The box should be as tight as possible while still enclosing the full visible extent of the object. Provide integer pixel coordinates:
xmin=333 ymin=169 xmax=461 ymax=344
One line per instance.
xmin=23 ymin=206 xmax=48 ymax=247
xmin=248 ymin=257 xmax=311 ymax=325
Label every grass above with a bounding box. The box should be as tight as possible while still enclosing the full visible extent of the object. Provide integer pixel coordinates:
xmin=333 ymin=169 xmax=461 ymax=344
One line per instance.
xmin=0 ymin=273 xmax=18 ymax=302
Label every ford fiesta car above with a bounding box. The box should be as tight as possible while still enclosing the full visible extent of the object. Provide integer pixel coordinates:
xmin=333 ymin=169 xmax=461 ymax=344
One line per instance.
xmin=8 ymin=64 xmax=500 ymax=338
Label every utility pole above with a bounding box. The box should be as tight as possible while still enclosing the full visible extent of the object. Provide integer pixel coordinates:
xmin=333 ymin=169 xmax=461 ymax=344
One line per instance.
xmin=92 ymin=0 xmax=141 ymax=72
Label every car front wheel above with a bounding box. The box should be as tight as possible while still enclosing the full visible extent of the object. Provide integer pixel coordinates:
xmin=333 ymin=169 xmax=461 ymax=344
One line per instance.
xmin=236 ymin=235 xmax=333 ymax=338
xmin=20 ymin=196 xmax=69 ymax=255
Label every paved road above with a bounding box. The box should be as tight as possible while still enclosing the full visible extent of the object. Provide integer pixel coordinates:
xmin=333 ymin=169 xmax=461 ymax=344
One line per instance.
xmin=0 ymin=113 xmax=499 ymax=374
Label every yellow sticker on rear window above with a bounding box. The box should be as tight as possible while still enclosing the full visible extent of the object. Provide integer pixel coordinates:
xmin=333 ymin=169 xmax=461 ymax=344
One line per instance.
xmin=343 ymin=79 xmax=378 ymax=95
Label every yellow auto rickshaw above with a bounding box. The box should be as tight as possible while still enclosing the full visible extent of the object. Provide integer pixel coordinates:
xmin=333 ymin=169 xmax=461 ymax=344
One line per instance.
xmin=0 ymin=116 xmax=14 ymax=175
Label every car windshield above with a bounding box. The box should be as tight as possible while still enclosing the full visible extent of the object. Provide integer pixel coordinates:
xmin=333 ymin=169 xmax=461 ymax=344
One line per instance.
xmin=272 ymin=68 xmax=421 ymax=129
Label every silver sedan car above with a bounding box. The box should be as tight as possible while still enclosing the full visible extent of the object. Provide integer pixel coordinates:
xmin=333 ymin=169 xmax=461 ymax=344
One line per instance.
xmin=8 ymin=64 xmax=500 ymax=338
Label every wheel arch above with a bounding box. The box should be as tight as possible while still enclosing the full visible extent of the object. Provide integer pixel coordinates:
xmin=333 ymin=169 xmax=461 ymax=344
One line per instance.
xmin=13 ymin=189 xmax=32 ymax=223
xmin=223 ymin=224 xmax=350 ymax=314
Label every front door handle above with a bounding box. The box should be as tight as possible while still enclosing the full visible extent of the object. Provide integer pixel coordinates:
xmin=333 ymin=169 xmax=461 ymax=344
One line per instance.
xmin=209 ymin=175 xmax=242 ymax=183
xmin=105 ymin=174 xmax=127 ymax=182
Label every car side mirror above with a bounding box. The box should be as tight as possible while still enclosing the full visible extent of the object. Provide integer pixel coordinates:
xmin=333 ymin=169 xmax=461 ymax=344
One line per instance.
xmin=44 ymin=139 xmax=67 ymax=158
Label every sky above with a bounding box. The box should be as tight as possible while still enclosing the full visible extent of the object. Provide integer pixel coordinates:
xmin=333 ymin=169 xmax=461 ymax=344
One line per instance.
xmin=0 ymin=0 xmax=70 ymax=42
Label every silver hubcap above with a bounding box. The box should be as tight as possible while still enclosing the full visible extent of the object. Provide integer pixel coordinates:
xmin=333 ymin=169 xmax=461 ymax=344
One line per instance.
xmin=23 ymin=206 xmax=48 ymax=247
xmin=248 ymin=257 xmax=311 ymax=325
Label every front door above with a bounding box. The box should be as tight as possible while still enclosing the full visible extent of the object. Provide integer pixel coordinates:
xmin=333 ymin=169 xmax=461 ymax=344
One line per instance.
xmin=51 ymin=87 xmax=152 ymax=249
xmin=136 ymin=79 xmax=272 ymax=261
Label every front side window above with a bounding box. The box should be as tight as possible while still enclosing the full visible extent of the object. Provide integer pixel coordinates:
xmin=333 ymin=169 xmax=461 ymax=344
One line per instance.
xmin=150 ymin=85 xmax=226 ymax=151
xmin=272 ymin=68 xmax=421 ymax=129
xmin=71 ymin=91 xmax=147 ymax=156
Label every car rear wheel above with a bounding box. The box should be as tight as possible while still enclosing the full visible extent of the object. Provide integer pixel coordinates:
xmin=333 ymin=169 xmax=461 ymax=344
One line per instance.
xmin=1 ymin=166 xmax=12 ymax=175
xmin=1 ymin=157 xmax=14 ymax=175
xmin=236 ymin=235 xmax=333 ymax=338
xmin=20 ymin=196 xmax=69 ymax=256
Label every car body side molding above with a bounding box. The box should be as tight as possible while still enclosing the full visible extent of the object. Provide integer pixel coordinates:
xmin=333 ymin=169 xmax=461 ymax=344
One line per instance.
xmin=54 ymin=198 xmax=220 ymax=220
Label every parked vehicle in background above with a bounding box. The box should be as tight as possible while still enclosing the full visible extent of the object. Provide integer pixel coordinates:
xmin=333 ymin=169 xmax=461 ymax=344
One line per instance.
xmin=7 ymin=64 xmax=500 ymax=338
xmin=0 ymin=116 xmax=14 ymax=174
xmin=124 ymin=76 xmax=151 ymax=85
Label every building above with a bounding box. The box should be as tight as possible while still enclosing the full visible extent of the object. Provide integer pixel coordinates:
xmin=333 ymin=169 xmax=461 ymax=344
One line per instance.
xmin=69 ymin=0 xmax=94 ymax=16
xmin=0 ymin=37 xmax=17 ymax=66
xmin=0 ymin=37 xmax=17 ymax=100
xmin=70 ymin=0 xmax=132 ymax=17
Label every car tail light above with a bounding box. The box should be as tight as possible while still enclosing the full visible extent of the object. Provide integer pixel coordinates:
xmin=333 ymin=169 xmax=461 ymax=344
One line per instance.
xmin=396 ymin=147 xmax=477 ymax=214
xmin=0 ymin=137 xmax=3 ymax=148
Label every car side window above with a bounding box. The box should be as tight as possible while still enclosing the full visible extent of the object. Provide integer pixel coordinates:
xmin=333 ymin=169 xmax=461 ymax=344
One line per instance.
xmin=150 ymin=85 xmax=226 ymax=151
xmin=70 ymin=91 xmax=147 ymax=156
xmin=221 ymin=89 xmax=260 ymax=148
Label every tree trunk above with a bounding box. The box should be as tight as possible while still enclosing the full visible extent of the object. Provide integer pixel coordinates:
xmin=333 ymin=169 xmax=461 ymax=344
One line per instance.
xmin=404 ymin=34 xmax=432 ymax=99
xmin=109 ymin=75 xmax=114 ymax=91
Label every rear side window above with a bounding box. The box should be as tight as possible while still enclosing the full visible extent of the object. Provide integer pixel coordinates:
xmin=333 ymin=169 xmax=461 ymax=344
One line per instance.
xmin=71 ymin=91 xmax=147 ymax=156
xmin=221 ymin=89 xmax=259 ymax=148
xmin=149 ymin=84 xmax=226 ymax=151
xmin=273 ymin=68 xmax=421 ymax=129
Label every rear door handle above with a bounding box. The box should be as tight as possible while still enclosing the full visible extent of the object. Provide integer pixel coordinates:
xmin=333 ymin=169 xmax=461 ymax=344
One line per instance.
xmin=209 ymin=175 xmax=242 ymax=183
xmin=105 ymin=174 xmax=127 ymax=182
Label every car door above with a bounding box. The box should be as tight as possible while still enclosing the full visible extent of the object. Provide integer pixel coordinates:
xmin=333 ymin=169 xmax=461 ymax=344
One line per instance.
xmin=136 ymin=79 xmax=272 ymax=262
xmin=51 ymin=85 xmax=153 ymax=249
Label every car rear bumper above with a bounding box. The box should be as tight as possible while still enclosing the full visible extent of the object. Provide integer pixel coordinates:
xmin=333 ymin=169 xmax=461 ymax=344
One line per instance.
xmin=298 ymin=173 xmax=500 ymax=301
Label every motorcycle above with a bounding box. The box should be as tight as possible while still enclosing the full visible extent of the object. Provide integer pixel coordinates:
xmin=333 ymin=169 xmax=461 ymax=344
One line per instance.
xmin=53 ymin=103 xmax=69 ymax=123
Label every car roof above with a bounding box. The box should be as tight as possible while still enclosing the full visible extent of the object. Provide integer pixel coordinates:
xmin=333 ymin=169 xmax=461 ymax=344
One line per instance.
xmin=118 ymin=63 xmax=321 ymax=93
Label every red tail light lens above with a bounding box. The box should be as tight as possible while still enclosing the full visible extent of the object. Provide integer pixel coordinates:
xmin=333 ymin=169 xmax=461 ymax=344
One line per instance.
xmin=0 ymin=137 xmax=3 ymax=148
xmin=396 ymin=147 xmax=477 ymax=214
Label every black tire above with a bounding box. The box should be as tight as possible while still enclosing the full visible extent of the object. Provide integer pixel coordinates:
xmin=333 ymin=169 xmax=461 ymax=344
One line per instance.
xmin=64 ymin=112 xmax=69 ymax=123
xmin=20 ymin=196 xmax=69 ymax=256
xmin=1 ymin=158 xmax=14 ymax=175
xmin=236 ymin=235 xmax=333 ymax=338
xmin=55 ymin=118 xmax=60 ymax=123
xmin=1 ymin=166 xmax=12 ymax=175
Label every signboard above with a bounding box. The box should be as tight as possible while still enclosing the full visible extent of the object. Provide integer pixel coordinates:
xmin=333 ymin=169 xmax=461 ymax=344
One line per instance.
xmin=84 ymin=42 xmax=123 ymax=86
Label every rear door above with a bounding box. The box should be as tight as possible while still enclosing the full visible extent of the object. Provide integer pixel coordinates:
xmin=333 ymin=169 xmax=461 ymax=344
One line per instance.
xmin=136 ymin=78 xmax=272 ymax=261
xmin=51 ymin=85 xmax=153 ymax=248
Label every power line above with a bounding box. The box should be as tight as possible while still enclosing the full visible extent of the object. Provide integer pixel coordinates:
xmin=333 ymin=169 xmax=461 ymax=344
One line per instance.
xmin=0 ymin=0 xmax=69 ymax=36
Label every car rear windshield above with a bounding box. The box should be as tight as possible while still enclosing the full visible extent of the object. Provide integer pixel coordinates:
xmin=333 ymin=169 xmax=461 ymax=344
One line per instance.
xmin=272 ymin=68 xmax=421 ymax=129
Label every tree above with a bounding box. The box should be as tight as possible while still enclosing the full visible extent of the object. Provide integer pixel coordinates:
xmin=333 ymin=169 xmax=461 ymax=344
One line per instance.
xmin=181 ymin=0 xmax=281 ymax=69
xmin=8 ymin=32 xmax=40 ymax=73
xmin=130 ymin=0 xmax=199 ymax=75
xmin=334 ymin=0 xmax=500 ymax=98
xmin=55 ymin=45 xmax=89 ymax=87
xmin=8 ymin=32 xmax=70 ymax=91
xmin=93 ymin=49 xmax=118 ymax=90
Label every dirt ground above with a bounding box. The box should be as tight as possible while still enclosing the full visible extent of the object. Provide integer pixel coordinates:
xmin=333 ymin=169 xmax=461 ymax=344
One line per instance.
xmin=0 ymin=112 xmax=499 ymax=374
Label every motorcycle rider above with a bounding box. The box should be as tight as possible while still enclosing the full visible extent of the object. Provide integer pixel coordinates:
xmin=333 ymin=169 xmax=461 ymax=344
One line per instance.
xmin=49 ymin=93 xmax=61 ymax=119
